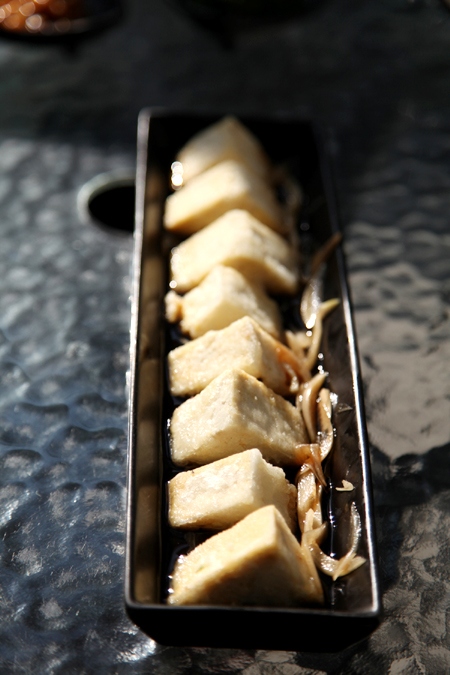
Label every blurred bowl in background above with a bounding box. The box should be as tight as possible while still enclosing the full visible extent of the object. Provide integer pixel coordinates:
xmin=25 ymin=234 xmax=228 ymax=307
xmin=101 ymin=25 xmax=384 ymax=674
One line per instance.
xmin=0 ymin=0 xmax=122 ymax=43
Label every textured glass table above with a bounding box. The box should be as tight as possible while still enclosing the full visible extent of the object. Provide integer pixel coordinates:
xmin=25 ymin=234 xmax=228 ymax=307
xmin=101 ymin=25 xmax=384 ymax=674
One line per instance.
xmin=0 ymin=1 xmax=449 ymax=672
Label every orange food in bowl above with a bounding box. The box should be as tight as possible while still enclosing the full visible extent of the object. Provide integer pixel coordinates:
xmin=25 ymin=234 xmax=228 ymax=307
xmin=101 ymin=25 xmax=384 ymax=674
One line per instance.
xmin=0 ymin=0 xmax=84 ymax=33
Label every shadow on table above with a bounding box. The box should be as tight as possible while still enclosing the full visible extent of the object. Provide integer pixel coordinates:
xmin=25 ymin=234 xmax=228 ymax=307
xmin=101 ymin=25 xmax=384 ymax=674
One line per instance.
xmin=370 ymin=440 xmax=450 ymax=595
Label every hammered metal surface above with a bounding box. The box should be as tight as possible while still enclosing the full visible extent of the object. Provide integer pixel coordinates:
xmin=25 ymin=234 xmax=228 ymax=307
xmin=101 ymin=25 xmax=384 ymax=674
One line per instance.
xmin=0 ymin=0 xmax=449 ymax=672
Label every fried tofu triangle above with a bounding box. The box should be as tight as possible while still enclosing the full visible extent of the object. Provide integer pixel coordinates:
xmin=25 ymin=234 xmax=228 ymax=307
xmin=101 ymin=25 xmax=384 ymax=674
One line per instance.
xmin=175 ymin=115 xmax=272 ymax=183
xmin=168 ymin=505 xmax=324 ymax=607
xmin=170 ymin=368 xmax=308 ymax=466
xmin=166 ymin=265 xmax=282 ymax=339
xmin=164 ymin=160 xmax=283 ymax=235
xmin=168 ymin=316 xmax=305 ymax=398
xmin=168 ymin=448 xmax=297 ymax=531
xmin=169 ymin=209 xmax=298 ymax=294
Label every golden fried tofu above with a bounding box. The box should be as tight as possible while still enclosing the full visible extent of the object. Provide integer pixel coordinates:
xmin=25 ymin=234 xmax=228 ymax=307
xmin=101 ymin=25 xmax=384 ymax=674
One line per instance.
xmin=167 ymin=317 xmax=302 ymax=398
xmin=175 ymin=116 xmax=271 ymax=183
xmin=164 ymin=160 xmax=283 ymax=235
xmin=170 ymin=367 xmax=309 ymax=466
xmin=168 ymin=448 xmax=297 ymax=531
xmin=166 ymin=265 xmax=282 ymax=339
xmin=170 ymin=209 xmax=298 ymax=295
xmin=168 ymin=505 xmax=323 ymax=606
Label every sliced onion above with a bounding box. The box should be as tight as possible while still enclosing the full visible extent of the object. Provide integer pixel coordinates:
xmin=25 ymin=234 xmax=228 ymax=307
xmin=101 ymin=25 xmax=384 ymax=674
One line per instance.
xmin=296 ymin=467 xmax=323 ymax=532
xmin=285 ymin=330 xmax=312 ymax=368
xmin=298 ymin=538 xmax=325 ymax=605
xmin=304 ymin=298 xmax=340 ymax=371
xmin=300 ymin=232 xmax=342 ymax=330
xmin=274 ymin=340 xmax=311 ymax=389
xmin=304 ymin=502 xmax=366 ymax=580
xmin=300 ymin=371 xmax=328 ymax=442
xmin=317 ymin=387 xmax=334 ymax=461
xmin=310 ymin=232 xmax=342 ymax=276
xmin=300 ymin=265 xmax=324 ymax=330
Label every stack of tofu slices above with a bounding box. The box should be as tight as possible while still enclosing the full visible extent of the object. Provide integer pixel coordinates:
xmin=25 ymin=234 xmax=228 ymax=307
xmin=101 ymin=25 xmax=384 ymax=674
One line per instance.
xmin=163 ymin=117 xmax=327 ymax=608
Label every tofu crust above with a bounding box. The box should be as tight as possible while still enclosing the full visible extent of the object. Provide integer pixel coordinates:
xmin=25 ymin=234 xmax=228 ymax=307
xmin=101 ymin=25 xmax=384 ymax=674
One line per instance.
xmin=169 ymin=265 xmax=282 ymax=339
xmin=175 ymin=115 xmax=271 ymax=183
xmin=167 ymin=316 xmax=301 ymax=398
xmin=164 ymin=160 xmax=283 ymax=235
xmin=168 ymin=448 xmax=297 ymax=531
xmin=170 ymin=367 xmax=309 ymax=466
xmin=168 ymin=505 xmax=323 ymax=607
xmin=170 ymin=209 xmax=298 ymax=295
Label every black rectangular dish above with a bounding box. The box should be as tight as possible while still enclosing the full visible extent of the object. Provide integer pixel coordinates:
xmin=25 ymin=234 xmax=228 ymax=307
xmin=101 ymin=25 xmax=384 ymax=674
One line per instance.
xmin=125 ymin=108 xmax=381 ymax=651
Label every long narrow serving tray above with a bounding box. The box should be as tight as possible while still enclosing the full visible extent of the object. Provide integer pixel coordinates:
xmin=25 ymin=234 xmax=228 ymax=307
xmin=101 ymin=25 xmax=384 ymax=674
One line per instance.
xmin=125 ymin=109 xmax=381 ymax=651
